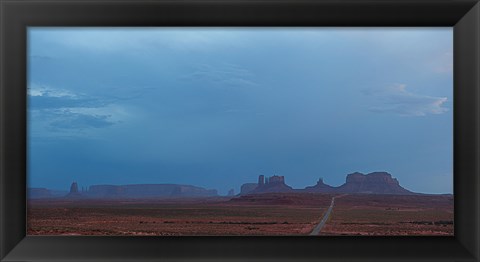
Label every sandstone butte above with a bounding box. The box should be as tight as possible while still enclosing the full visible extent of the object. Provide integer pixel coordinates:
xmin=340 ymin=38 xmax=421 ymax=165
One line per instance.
xmin=28 ymin=171 xmax=420 ymax=199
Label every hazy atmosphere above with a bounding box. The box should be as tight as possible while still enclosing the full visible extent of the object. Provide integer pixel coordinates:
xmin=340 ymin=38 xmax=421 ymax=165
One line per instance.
xmin=28 ymin=27 xmax=453 ymax=195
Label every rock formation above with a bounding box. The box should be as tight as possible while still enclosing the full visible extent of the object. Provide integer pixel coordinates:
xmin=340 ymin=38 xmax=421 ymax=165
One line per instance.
xmin=70 ymin=182 xmax=79 ymax=193
xmin=28 ymin=188 xmax=52 ymax=199
xmin=65 ymin=181 xmax=84 ymax=198
xmin=304 ymin=178 xmax=337 ymax=193
xmin=240 ymin=175 xmax=293 ymax=194
xmin=87 ymin=184 xmax=217 ymax=198
xmin=30 ymin=171 xmax=415 ymax=200
xmin=240 ymin=172 xmax=415 ymax=195
xmin=335 ymin=172 xmax=412 ymax=194
xmin=254 ymin=175 xmax=293 ymax=193
xmin=258 ymin=175 xmax=265 ymax=186
xmin=240 ymin=183 xmax=258 ymax=195
xmin=30 ymin=182 xmax=217 ymax=199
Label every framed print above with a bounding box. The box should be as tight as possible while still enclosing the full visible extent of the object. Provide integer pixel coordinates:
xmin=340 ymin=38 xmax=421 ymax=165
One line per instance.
xmin=1 ymin=0 xmax=479 ymax=261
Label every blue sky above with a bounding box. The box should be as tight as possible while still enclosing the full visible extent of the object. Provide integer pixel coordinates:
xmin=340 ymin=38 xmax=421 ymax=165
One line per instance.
xmin=27 ymin=28 xmax=453 ymax=195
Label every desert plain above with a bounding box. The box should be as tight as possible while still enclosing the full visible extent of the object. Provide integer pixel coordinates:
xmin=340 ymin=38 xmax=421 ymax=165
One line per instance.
xmin=28 ymin=193 xmax=453 ymax=236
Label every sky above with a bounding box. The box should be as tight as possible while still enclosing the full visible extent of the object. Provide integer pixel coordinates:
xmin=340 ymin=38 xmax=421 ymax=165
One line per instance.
xmin=27 ymin=27 xmax=453 ymax=195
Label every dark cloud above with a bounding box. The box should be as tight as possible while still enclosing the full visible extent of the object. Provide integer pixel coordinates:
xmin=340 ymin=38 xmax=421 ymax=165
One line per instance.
xmin=28 ymin=85 xmax=119 ymax=132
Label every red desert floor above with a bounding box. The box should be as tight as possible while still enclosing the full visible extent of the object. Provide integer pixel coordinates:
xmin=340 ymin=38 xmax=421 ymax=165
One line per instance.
xmin=27 ymin=193 xmax=453 ymax=236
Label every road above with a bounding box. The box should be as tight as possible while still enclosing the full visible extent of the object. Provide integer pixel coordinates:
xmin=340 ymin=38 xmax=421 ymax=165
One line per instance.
xmin=309 ymin=196 xmax=336 ymax=235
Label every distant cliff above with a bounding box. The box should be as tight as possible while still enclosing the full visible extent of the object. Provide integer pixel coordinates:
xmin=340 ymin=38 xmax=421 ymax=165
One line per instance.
xmin=29 ymin=183 xmax=218 ymax=199
xmin=240 ymin=172 xmax=415 ymax=195
xmin=28 ymin=171 xmax=417 ymax=200
xmin=87 ymin=184 xmax=218 ymax=198
xmin=28 ymin=188 xmax=52 ymax=199
xmin=249 ymin=175 xmax=293 ymax=193
xmin=303 ymin=178 xmax=337 ymax=193
xmin=335 ymin=172 xmax=412 ymax=194
xmin=239 ymin=175 xmax=294 ymax=195
xmin=28 ymin=188 xmax=68 ymax=199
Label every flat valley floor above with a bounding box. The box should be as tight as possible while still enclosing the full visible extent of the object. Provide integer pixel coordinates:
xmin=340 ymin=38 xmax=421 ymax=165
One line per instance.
xmin=27 ymin=193 xmax=453 ymax=236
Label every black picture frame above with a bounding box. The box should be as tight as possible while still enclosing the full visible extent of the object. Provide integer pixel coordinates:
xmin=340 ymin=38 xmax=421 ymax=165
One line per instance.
xmin=1 ymin=0 xmax=479 ymax=261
